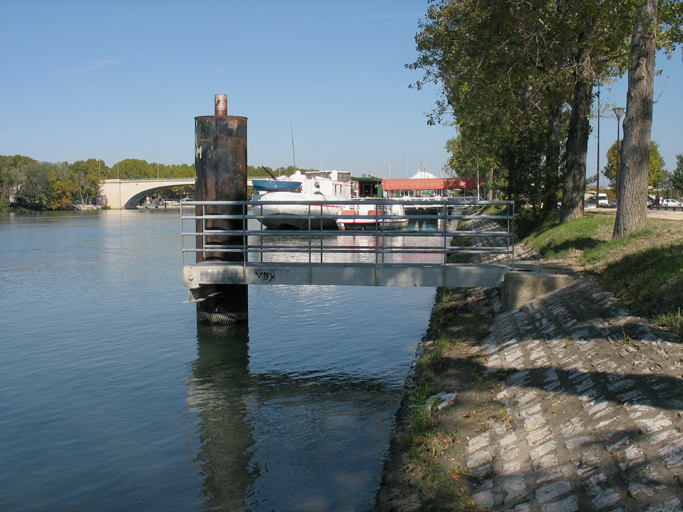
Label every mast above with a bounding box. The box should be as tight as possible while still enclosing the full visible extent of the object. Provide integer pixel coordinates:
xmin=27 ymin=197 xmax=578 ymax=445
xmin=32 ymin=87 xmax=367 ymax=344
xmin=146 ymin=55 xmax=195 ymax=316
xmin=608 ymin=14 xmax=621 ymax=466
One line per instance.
xmin=291 ymin=122 xmax=296 ymax=171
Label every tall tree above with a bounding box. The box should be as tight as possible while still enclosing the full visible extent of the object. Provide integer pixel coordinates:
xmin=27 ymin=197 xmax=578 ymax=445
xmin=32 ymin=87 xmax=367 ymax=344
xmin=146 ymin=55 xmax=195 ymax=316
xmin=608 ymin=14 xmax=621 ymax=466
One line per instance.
xmin=411 ymin=0 xmax=634 ymax=228
xmin=671 ymin=153 xmax=683 ymax=191
xmin=69 ymin=159 xmax=104 ymax=205
xmin=113 ymin=159 xmax=153 ymax=179
xmin=614 ymin=0 xmax=659 ymax=238
xmin=614 ymin=0 xmax=683 ymax=238
xmin=411 ymin=0 xmax=575 ymax=222
xmin=558 ymin=0 xmax=634 ymax=223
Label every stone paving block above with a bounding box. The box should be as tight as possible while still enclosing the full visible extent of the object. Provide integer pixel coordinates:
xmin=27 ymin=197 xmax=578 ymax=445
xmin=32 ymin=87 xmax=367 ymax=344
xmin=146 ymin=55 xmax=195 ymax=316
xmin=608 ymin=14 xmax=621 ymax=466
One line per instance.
xmin=533 ymin=453 xmax=560 ymax=471
xmin=535 ymin=467 xmax=564 ymax=484
xmin=467 ymin=449 xmax=492 ymax=468
xmin=536 ymin=481 xmax=572 ymax=503
xmin=527 ymin=425 xmax=553 ymax=447
xmin=658 ymin=439 xmax=683 ymax=468
xmin=500 ymin=447 xmax=521 ymax=462
xmin=502 ymin=457 xmax=523 ymax=474
xmin=523 ymin=413 xmax=546 ymax=431
xmin=503 ymin=476 xmax=527 ymax=504
xmin=540 ymin=495 xmax=578 ymax=512
xmin=520 ymin=403 xmax=543 ymax=418
xmin=468 ymin=432 xmax=490 ymax=453
xmin=472 ymin=489 xmax=494 ymax=509
xmin=636 ymin=412 xmax=673 ymax=434
xmin=583 ymin=471 xmax=607 ymax=495
xmin=644 ymin=497 xmax=682 ymax=512
xmin=616 ymin=442 xmax=647 ymax=471
xmin=517 ymin=390 xmax=539 ymax=407
xmin=591 ymin=488 xmax=621 ymax=510
xmin=529 ymin=440 xmax=556 ymax=460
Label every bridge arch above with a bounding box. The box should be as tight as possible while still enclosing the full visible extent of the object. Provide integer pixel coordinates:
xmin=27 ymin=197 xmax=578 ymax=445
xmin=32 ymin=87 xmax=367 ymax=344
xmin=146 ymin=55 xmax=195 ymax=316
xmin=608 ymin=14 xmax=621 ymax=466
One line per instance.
xmin=100 ymin=178 xmax=196 ymax=209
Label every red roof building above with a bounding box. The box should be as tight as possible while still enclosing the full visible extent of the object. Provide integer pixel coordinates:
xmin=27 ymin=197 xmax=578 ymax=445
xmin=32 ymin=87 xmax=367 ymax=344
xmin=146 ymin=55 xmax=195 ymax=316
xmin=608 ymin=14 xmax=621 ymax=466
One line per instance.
xmin=381 ymin=177 xmax=484 ymax=197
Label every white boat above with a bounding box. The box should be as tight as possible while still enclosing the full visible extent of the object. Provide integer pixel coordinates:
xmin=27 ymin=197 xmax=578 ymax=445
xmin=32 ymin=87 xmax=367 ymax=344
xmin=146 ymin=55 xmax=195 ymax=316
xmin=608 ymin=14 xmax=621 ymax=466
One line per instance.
xmin=254 ymin=170 xmax=352 ymax=230
xmin=336 ymin=202 xmax=409 ymax=230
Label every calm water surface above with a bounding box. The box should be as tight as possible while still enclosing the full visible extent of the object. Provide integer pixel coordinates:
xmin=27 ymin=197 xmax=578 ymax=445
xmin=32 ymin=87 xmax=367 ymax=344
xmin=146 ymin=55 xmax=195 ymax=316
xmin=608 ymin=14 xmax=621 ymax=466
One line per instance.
xmin=0 ymin=210 xmax=436 ymax=512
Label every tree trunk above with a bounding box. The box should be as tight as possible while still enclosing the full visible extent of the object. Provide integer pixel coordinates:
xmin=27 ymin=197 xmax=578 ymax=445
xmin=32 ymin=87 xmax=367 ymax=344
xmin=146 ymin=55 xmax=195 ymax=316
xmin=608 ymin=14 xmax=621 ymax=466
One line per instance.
xmin=561 ymin=49 xmax=593 ymax=224
xmin=543 ymin=100 xmax=563 ymax=216
xmin=613 ymin=0 xmax=657 ymax=239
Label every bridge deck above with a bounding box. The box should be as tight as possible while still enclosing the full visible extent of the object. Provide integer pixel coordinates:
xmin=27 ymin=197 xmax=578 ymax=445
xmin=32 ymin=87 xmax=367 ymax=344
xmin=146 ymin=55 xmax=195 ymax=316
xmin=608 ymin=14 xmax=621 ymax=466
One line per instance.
xmin=185 ymin=261 xmax=510 ymax=289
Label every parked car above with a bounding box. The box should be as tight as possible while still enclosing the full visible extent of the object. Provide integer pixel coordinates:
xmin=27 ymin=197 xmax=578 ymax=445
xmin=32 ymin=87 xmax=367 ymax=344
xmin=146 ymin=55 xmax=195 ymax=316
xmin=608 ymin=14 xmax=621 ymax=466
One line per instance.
xmin=647 ymin=198 xmax=654 ymax=207
xmin=660 ymin=199 xmax=680 ymax=207
xmin=609 ymin=199 xmax=617 ymax=207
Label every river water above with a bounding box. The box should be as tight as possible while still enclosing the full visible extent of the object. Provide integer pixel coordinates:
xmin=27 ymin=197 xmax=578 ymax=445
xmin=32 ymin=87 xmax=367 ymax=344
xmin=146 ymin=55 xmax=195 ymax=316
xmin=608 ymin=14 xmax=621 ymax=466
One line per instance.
xmin=0 ymin=210 xmax=436 ymax=512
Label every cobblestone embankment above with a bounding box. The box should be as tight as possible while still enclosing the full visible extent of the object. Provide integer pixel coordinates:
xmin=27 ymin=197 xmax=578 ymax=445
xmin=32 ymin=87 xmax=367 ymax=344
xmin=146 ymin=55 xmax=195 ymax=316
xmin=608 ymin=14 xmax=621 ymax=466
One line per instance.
xmin=376 ymin=216 xmax=683 ymax=512
xmin=470 ymin=277 xmax=683 ymax=511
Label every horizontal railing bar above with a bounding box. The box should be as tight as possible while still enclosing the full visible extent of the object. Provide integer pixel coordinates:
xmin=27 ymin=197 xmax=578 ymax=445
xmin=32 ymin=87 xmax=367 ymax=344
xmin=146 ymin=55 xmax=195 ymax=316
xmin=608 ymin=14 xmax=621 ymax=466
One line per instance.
xmin=182 ymin=199 xmax=510 ymax=206
xmin=181 ymin=228 xmax=512 ymax=235
xmin=184 ymin=247 xmax=513 ymax=254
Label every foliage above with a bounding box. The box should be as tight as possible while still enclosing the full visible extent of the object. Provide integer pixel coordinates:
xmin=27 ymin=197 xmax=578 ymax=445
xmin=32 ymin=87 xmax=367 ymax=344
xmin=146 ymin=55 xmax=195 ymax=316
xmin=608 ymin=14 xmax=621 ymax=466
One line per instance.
xmin=413 ymin=0 xmax=682 ymax=235
xmin=68 ymin=159 xmax=104 ymax=206
xmin=410 ymin=0 xmax=636 ymax=231
xmin=106 ymin=160 xmax=194 ymax=180
xmin=671 ymin=154 xmax=683 ymax=191
xmin=12 ymin=161 xmax=69 ymax=209
xmin=1 ymin=154 xmax=197 ymax=210
xmin=0 ymin=154 xmax=35 ymax=202
xmin=1 ymin=153 xmax=329 ymax=210
xmin=603 ymin=140 xmax=667 ymax=189
xmin=112 ymin=159 xmax=153 ymax=179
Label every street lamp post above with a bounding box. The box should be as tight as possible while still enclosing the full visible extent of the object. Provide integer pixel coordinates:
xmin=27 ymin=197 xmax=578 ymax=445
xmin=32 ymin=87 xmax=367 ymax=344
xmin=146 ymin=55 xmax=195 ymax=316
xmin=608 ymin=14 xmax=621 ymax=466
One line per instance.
xmin=613 ymin=107 xmax=625 ymax=202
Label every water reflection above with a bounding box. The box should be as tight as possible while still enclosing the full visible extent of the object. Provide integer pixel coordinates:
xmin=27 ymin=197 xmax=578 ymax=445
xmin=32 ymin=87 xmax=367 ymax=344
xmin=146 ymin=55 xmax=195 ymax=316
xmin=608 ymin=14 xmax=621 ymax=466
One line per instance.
xmin=187 ymin=324 xmax=256 ymax=510
xmin=248 ymin=219 xmax=455 ymax=265
xmin=187 ymin=301 xmax=416 ymax=511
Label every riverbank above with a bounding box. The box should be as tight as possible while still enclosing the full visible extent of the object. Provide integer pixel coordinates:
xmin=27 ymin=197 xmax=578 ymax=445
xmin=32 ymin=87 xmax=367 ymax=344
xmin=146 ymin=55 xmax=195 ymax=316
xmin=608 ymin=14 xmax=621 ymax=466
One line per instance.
xmin=374 ymin=212 xmax=683 ymax=511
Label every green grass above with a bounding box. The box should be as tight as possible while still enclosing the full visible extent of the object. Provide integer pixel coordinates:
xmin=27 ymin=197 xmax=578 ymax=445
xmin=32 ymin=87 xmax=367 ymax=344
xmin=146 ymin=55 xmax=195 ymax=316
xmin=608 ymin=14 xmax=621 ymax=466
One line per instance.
xmin=524 ymin=213 xmax=683 ymax=337
xmin=524 ymin=214 xmax=610 ymax=259
xmin=601 ymin=242 xmax=683 ymax=322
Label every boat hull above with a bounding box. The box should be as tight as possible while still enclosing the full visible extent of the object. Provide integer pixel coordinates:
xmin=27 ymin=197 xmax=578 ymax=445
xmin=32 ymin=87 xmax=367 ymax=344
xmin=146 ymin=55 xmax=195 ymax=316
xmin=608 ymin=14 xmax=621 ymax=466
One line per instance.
xmin=336 ymin=203 xmax=408 ymax=231
xmin=254 ymin=194 xmax=341 ymax=230
xmin=337 ymin=218 xmax=409 ymax=230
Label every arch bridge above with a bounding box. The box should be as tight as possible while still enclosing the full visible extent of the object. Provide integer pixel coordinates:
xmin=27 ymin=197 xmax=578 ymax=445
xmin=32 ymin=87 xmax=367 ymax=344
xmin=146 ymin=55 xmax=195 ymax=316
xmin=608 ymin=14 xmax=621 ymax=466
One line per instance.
xmin=99 ymin=178 xmax=196 ymax=209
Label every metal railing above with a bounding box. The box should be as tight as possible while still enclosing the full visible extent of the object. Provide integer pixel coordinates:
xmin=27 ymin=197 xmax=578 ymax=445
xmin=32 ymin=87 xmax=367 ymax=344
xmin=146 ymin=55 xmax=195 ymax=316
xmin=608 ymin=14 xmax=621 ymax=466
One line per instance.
xmin=181 ymin=198 xmax=515 ymax=270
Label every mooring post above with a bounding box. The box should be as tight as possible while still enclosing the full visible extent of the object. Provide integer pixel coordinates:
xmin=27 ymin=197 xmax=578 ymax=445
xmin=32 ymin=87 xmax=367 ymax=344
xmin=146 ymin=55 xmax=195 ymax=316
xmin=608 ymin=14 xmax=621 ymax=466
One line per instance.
xmin=194 ymin=94 xmax=249 ymax=325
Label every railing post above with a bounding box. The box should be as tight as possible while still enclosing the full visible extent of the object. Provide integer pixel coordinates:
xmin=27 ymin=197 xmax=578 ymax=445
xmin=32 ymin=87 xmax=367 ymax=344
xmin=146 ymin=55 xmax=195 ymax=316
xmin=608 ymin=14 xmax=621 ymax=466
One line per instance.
xmin=442 ymin=203 xmax=448 ymax=264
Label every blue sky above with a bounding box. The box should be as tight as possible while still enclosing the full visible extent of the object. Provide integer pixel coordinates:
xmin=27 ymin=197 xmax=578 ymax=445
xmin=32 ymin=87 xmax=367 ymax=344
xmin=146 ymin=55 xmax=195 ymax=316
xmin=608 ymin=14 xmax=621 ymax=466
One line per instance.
xmin=1 ymin=0 xmax=681 ymax=180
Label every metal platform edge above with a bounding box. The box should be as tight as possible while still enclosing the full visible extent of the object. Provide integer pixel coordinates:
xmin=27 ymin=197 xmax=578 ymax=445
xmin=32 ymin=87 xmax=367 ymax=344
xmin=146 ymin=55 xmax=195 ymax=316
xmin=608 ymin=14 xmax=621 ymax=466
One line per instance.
xmin=183 ymin=262 xmax=511 ymax=290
